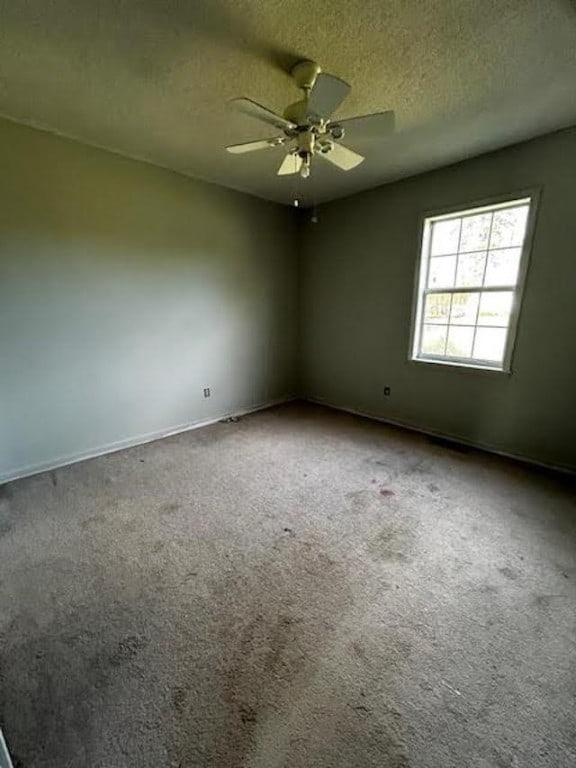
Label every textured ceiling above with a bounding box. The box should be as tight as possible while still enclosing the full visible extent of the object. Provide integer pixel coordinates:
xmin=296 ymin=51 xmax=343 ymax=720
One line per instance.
xmin=1 ymin=0 xmax=576 ymax=206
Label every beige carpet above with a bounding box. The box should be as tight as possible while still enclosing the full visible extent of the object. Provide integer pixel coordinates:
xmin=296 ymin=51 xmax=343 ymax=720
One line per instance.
xmin=0 ymin=402 xmax=575 ymax=767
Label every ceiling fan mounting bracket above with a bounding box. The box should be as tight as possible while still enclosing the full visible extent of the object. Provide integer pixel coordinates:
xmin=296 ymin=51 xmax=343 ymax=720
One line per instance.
xmin=291 ymin=60 xmax=322 ymax=92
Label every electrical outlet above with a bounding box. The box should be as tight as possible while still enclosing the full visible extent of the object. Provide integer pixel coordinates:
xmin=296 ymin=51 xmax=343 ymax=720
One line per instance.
xmin=384 ymin=386 xmax=391 ymax=397
xmin=203 ymin=388 xmax=211 ymax=398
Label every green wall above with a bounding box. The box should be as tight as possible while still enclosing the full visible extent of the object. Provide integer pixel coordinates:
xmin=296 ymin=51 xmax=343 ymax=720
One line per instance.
xmin=2 ymin=117 xmax=574 ymax=480
xmin=300 ymin=128 xmax=576 ymax=471
xmin=0 ymin=119 xmax=297 ymax=481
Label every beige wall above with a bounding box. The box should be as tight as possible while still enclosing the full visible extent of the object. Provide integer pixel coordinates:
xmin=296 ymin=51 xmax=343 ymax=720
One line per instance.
xmin=300 ymin=127 xmax=576 ymax=470
xmin=0 ymin=119 xmax=297 ymax=481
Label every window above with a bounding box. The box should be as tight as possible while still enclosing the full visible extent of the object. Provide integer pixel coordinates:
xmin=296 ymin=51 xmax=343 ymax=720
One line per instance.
xmin=411 ymin=196 xmax=536 ymax=371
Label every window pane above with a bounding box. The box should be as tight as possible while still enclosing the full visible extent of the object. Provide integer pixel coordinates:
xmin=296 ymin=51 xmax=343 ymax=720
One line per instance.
xmin=424 ymin=293 xmax=451 ymax=324
xmin=455 ymin=251 xmax=486 ymax=287
xmin=421 ymin=325 xmax=447 ymax=355
xmin=490 ymin=206 xmax=529 ymax=249
xmin=460 ymin=213 xmax=492 ymax=252
xmin=431 ymin=218 xmax=460 ymax=256
xmin=428 ymin=256 xmax=456 ymax=288
xmin=415 ymin=199 xmax=531 ymax=370
xmin=449 ymin=292 xmax=480 ymax=325
xmin=446 ymin=326 xmax=474 ymax=358
xmin=472 ymin=327 xmax=507 ymax=363
xmin=478 ymin=291 xmax=514 ymax=327
xmin=484 ymin=248 xmax=521 ymax=286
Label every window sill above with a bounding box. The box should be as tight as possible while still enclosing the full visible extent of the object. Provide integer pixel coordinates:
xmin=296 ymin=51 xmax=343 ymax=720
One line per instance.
xmin=409 ymin=356 xmax=511 ymax=374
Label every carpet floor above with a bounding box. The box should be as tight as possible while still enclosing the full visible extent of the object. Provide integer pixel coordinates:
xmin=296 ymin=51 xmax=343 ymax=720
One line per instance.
xmin=0 ymin=402 xmax=575 ymax=767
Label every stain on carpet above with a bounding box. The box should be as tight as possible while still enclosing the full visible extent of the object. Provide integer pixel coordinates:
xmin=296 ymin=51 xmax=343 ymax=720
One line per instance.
xmin=159 ymin=501 xmax=181 ymax=516
xmin=404 ymin=457 xmax=435 ymax=476
xmin=81 ymin=513 xmax=107 ymax=529
xmin=325 ymin=700 xmax=409 ymax=768
xmin=478 ymin=584 xmax=499 ymax=595
xmin=369 ymin=526 xmax=412 ymax=562
xmin=498 ymin=566 xmax=520 ymax=581
xmin=346 ymin=488 xmax=397 ymax=513
xmin=108 ymin=634 xmax=147 ymax=667
xmin=239 ymin=703 xmax=257 ymax=726
xmin=532 ymin=594 xmax=565 ymax=608
xmin=163 ymin=537 xmax=354 ymax=767
xmin=171 ymin=686 xmax=188 ymax=714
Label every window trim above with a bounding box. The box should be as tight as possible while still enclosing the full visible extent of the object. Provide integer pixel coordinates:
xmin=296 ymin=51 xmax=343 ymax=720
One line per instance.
xmin=409 ymin=190 xmax=541 ymax=374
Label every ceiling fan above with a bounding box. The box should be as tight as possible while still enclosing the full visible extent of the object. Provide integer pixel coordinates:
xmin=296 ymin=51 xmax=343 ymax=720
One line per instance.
xmin=226 ymin=60 xmax=395 ymax=178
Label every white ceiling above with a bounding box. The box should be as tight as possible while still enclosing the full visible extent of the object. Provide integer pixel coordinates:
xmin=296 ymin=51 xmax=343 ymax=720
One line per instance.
xmin=1 ymin=0 xmax=576 ymax=206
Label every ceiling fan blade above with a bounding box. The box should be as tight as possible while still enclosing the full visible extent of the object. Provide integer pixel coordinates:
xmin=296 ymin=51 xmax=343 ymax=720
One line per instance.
xmin=277 ymin=153 xmax=303 ymax=176
xmin=336 ymin=110 xmax=395 ymax=138
xmin=319 ymin=142 xmax=365 ymax=171
xmin=230 ymin=98 xmax=296 ymax=131
xmin=226 ymin=137 xmax=287 ymax=154
xmin=307 ymin=73 xmax=351 ymax=120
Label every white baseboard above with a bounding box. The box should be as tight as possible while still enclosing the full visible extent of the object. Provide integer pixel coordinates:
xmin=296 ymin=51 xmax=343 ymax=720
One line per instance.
xmin=0 ymin=396 xmax=295 ymax=485
xmin=305 ymin=396 xmax=574 ymax=475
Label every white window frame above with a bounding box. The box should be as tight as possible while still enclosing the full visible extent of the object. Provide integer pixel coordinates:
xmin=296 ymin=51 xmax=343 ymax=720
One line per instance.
xmin=410 ymin=192 xmax=539 ymax=373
